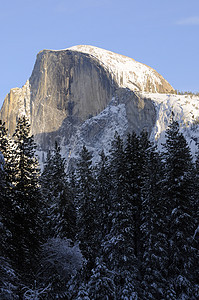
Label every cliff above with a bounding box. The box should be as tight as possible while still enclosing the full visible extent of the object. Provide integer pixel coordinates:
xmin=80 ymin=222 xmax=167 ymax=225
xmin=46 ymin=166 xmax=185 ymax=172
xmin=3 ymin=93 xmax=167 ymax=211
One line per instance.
xmin=0 ymin=45 xmax=177 ymax=160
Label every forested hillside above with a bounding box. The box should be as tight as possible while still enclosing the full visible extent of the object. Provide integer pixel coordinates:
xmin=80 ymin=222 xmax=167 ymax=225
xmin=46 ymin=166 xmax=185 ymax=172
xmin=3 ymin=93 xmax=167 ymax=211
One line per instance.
xmin=0 ymin=116 xmax=198 ymax=299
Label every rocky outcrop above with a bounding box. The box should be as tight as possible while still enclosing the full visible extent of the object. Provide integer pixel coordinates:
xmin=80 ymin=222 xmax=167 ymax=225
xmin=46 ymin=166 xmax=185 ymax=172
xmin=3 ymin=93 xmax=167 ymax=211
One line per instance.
xmin=0 ymin=45 xmax=173 ymax=154
xmin=0 ymin=81 xmax=30 ymax=135
xmin=114 ymin=88 xmax=156 ymax=134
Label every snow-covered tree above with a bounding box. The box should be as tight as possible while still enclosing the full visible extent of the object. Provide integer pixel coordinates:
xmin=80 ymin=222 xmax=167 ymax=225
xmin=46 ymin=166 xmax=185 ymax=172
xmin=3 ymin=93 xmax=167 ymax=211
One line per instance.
xmin=87 ymin=258 xmax=116 ymax=299
xmin=0 ymin=256 xmax=18 ymax=299
xmin=76 ymin=284 xmax=90 ymax=300
xmin=8 ymin=116 xmax=43 ymax=285
xmin=123 ymin=132 xmax=142 ymax=258
xmin=119 ymin=270 xmax=139 ymax=300
xmin=0 ymin=149 xmax=7 ymax=253
xmin=76 ymin=145 xmax=97 ymax=274
xmin=22 ymin=282 xmax=51 ymax=300
xmin=40 ymin=237 xmax=82 ymax=297
xmin=139 ymin=131 xmax=168 ymax=299
xmin=94 ymin=150 xmax=112 ymax=246
xmin=102 ymin=132 xmax=140 ymax=295
xmin=0 ymin=122 xmax=18 ymax=299
xmin=0 ymin=121 xmax=13 ymax=224
xmin=41 ymin=141 xmax=76 ymax=240
xmin=0 ymin=120 xmax=10 ymax=162
xmin=162 ymin=117 xmax=197 ymax=298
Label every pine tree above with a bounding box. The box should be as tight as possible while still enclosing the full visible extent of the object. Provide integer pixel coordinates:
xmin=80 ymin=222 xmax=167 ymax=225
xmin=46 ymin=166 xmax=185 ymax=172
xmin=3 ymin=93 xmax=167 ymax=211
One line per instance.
xmin=0 ymin=256 xmax=18 ymax=299
xmin=76 ymin=145 xmax=96 ymax=275
xmin=0 ymin=121 xmax=13 ymax=224
xmin=0 ymin=120 xmax=10 ymax=162
xmin=0 ymin=121 xmax=18 ymax=298
xmin=0 ymin=137 xmax=7 ymax=240
xmin=87 ymin=258 xmax=116 ymax=300
xmin=124 ymin=132 xmax=142 ymax=259
xmin=41 ymin=141 xmax=76 ymax=240
xmin=162 ymin=117 xmax=198 ymax=298
xmin=76 ymin=284 xmax=90 ymax=300
xmin=40 ymin=237 xmax=83 ymax=298
xmin=94 ymin=150 xmax=112 ymax=246
xmin=139 ymin=131 xmax=168 ymax=299
xmin=8 ymin=116 xmax=43 ymax=286
xmin=119 ymin=270 xmax=139 ymax=300
xmin=102 ymin=132 xmax=139 ymax=295
xmin=194 ymin=152 xmax=199 ymax=223
xmin=0 ymin=153 xmax=18 ymax=299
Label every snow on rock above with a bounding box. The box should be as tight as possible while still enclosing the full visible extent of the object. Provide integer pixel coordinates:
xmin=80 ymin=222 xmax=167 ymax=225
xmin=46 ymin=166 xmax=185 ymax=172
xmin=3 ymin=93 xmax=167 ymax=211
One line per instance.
xmin=61 ymin=102 xmax=128 ymax=168
xmin=68 ymin=45 xmax=174 ymax=93
xmin=38 ymin=91 xmax=199 ymax=170
xmin=35 ymin=89 xmax=199 ymax=169
xmin=9 ymin=80 xmax=31 ymax=119
xmin=141 ymin=92 xmax=199 ymax=156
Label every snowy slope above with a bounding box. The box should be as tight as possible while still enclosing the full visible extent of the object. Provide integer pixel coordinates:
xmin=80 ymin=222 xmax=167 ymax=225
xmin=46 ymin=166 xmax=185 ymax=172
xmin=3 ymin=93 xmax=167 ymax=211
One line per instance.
xmin=36 ymin=101 xmax=129 ymax=169
xmin=68 ymin=45 xmax=173 ymax=93
xmin=61 ymin=103 xmax=128 ymax=166
xmin=63 ymin=92 xmax=199 ymax=167
xmin=36 ymin=91 xmax=199 ymax=171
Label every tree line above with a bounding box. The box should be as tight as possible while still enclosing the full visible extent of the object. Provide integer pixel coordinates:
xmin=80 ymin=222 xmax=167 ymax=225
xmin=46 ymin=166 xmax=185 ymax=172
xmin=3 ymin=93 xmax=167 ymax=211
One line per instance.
xmin=0 ymin=115 xmax=198 ymax=299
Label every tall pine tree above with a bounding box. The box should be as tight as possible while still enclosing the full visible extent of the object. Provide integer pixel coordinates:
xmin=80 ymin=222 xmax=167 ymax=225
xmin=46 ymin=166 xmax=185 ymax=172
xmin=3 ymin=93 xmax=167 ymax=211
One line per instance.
xmin=9 ymin=116 xmax=43 ymax=287
xmin=102 ymin=132 xmax=139 ymax=297
xmin=41 ymin=141 xmax=76 ymax=240
xmin=76 ymin=145 xmax=97 ymax=276
xmin=139 ymin=131 xmax=168 ymax=299
xmin=162 ymin=116 xmax=198 ymax=298
xmin=94 ymin=150 xmax=112 ymax=246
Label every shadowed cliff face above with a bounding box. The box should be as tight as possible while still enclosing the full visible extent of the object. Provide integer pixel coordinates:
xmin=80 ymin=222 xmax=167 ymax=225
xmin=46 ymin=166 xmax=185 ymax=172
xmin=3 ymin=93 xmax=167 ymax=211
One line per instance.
xmin=29 ymin=50 xmax=116 ymax=147
xmin=33 ymin=87 xmax=157 ymax=171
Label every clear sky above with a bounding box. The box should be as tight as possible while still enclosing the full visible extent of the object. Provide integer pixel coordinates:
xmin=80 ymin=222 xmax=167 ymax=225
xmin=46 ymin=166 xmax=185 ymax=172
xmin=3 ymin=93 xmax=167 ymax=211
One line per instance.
xmin=0 ymin=0 xmax=199 ymax=108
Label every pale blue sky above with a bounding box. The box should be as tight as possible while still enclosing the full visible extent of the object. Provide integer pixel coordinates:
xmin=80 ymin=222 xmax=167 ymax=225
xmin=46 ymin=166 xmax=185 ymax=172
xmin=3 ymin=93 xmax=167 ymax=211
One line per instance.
xmin=1 ymin=0 xmax=199 ymax=108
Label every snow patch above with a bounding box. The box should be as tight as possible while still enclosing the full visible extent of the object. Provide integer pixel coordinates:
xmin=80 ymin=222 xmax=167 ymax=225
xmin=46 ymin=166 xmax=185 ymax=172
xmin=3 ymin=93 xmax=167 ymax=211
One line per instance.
xmin=14 ymin=80 xmax=31 ymax=120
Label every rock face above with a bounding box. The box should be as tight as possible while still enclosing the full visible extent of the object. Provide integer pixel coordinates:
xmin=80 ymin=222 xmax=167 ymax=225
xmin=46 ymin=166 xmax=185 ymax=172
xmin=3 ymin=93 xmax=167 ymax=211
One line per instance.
xmin=64 ymin=88 xmax=157 ymax=168
xmin=0 ymin=81 xmax=31 ymax=135
xmin=69 ymin=45 xmax=174 ymax=94
xmin=29 ymin=49 xmax=115 ymax=135
xmin=0 ymin=45 xmax=174 ymax=158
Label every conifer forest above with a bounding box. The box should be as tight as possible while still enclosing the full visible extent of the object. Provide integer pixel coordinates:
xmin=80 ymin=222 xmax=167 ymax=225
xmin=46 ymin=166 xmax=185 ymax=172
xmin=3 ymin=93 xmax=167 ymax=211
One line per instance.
xmin=0 ymin=116 xmax=198 ymax=299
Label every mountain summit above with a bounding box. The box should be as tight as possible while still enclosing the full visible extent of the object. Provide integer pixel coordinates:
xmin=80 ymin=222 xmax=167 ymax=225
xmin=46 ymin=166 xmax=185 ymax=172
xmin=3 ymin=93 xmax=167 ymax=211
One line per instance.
xmin=1 ymin=45 xmax=198 ymax=165
xmin=68 ymin=45 xmax=174 ymax=93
